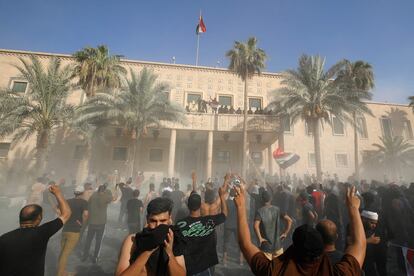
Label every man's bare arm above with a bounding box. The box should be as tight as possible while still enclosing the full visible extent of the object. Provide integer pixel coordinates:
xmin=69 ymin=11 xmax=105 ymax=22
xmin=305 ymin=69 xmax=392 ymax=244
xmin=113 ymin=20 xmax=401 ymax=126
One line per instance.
xmin=218 ymin=176 xmax=229 ymax=217
xmin=281 ymin=214 xmax=293 ymax=239
xmin=165 ymin=229 xmax=186 ymax=276
xmin=116 ymin=234 xmax=153 ymax=276
xmin=234 ymin=185 xmax=261 ymax=265
xmin=344 ymin=187 xmax=366 ymax=268
xmin=253 ymin=220 xmax=265 ymax=243
xmin=49 ymin=185 xmax=71 ymax=224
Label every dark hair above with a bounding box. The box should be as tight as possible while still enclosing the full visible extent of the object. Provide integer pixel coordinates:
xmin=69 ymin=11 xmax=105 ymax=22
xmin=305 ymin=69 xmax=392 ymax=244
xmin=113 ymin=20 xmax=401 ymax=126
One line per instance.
xmin=293 ymin=224 xmax=324 ymax=261
xmin=147 ymin=197 xmax=173 ymax=218
xmin=133 ymin=189 xmax=140 ymax=198
xmin=162 ymin=190 xmax=172 ymax=198
xmin=261 ymin=191 xmax=271 ymax=203
xmin=204 ymin=189 xmax=216 ymax=204
xmin=187 ymin=193 xmax=202 ymax=211
xmin=19 ymin=204 xmax=43 ymax=224
xmin=98 ymin=184 xmax=107 ymax=192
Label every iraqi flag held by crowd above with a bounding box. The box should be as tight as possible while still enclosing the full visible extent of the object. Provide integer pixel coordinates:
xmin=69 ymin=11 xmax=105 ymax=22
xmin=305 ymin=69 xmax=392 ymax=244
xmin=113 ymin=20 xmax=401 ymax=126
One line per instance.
xmin=273 ymin=148 xmax=300 ymax=169
xmin=196 ymin=15 xmax=206 ymax=34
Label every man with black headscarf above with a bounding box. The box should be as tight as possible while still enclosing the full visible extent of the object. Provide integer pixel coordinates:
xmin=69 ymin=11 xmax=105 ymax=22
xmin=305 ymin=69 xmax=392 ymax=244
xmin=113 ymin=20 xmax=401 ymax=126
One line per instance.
xmin=176 ymin=176 xmax=228 ymax=276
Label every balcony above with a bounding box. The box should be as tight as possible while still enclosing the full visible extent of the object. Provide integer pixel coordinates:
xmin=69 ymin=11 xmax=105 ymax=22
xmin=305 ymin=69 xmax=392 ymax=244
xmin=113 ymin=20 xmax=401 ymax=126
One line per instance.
xmin=163 ymin=113 xmax=280 ymax=132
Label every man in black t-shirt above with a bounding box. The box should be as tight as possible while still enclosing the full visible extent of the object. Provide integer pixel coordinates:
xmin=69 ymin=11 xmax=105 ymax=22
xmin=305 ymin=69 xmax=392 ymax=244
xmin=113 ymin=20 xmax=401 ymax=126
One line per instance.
xmin=176 ymin=176 xmax=228 ymax=275
xmin=171 ymin=183 xmax=185 ymax=222
xmin=0 ymin=185 xmax=71 ymax=276
xmin=126 ymin=189 xmax=144 ymax=234
xmin=57 ymin=185 xmax=88 ymax=276
xmin=298 ymin=192 xmax=318 ymax=226
xmin=118 ymin=180 xmax=134 ymax=226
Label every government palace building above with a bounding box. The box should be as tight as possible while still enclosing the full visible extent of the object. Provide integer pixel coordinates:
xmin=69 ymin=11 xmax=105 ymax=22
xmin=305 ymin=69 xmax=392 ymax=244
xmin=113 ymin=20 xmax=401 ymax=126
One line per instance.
xmin=1 ymin=49 xmax=414 ymax=185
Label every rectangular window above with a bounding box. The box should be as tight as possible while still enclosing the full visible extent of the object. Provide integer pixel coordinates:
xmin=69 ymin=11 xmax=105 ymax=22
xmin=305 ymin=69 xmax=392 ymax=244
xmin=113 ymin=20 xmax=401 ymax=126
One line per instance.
xmin=11 ymin=81 xmax=28 ymax=93
xmin=332 ymin=116 xmax=345 ymax=135
xmin=218 ymin=95 xmax=233 ymax=107
xmin=149 ymin=149 xmax=163 ymax=162
xmin=113 ymin=147 xmax=128 ymax=161
xmin=248 ymin=97 xmax=262 ymax=110
xmin=403 ymin=120 xmax=413 ymax=140
xmin=0 ymin=143 xmax=11 ymax=158
xmin=283 ymin=116 xmax=291 ymax=133
xmin=380 ymin=118 xmax=393 ymax=138
xmin=357 ymin=117 xmax=368 ymax=139
xmin=308 ymin=153 xmax=316 ymax=167
xmin=216 ymin=151 xmax=230 ymax=163
xmin=73 ymin=145 xmax=86 ymax=159
xmin=335 ymin=153 xmax=348 ymax=168
xmin=186 ymin=93 xmax=202 ymax=104
xmin=251 ymin=151 xmax=263 ymax=164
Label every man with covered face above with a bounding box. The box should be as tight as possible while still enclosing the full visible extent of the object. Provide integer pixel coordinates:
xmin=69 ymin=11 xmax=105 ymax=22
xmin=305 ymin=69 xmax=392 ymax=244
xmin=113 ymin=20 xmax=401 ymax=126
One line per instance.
xmin=116 ymin=197 xmax=186 ymax=276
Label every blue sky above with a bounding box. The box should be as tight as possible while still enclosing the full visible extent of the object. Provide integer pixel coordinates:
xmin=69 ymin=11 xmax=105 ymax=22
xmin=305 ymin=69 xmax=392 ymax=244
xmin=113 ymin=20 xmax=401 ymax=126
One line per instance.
xmin=1 ymin=0 xmax=413 ymax=103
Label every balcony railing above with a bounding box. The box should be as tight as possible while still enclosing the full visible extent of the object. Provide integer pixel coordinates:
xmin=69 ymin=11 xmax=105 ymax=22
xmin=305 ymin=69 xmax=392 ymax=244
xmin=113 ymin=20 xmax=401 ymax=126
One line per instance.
xmin=163 ymin=113 xmax=280 ymax=132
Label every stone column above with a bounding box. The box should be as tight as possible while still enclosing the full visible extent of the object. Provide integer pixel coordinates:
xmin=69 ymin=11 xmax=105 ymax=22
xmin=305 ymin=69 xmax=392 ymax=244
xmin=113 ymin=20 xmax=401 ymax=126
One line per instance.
xmin=168 ymin=129 xmax=177 ymax=177
xmin=206 ymin=131 xmax=213 ymax=180
xmin=267 ymin=145 xmax=274 ymax=176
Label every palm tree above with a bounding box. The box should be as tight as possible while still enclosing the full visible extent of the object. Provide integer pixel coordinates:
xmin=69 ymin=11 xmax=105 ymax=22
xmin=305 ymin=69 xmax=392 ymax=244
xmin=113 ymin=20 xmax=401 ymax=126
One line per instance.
xmin=72 ymin=45 xmax=127 ymax=181
xmin=368 ymin=136 xmax=414 ymax=180
xmin=336 ymin=60 xmax=374 ymax=180
xmin=269 ymin=55 xmax=368 ymax=181
xmin=73 ymin=45 xmax=126 ymax=102
xmin=408 ymin=96 xmax=414 ymax=111
xmin=0 ymin=56 xmax=73 ymax=172
xmin=226 ymin=37 xmax=266 ymax=178
xmin=76 ymin=68 xmax=185 ymax=177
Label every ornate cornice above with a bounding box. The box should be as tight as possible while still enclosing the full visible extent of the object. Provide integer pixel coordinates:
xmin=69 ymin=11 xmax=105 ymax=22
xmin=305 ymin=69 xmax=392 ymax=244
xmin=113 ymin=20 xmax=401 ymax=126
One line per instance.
xmin=0 ymin=48 xmax=281 ymax=79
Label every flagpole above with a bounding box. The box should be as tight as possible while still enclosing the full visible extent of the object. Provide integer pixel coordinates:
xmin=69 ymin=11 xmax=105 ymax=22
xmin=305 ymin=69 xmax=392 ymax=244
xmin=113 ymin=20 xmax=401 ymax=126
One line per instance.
xmin=196 ymin=10 xmax=201 ymax=66
xmin=196 ymin=33 xmax=200 ymax=66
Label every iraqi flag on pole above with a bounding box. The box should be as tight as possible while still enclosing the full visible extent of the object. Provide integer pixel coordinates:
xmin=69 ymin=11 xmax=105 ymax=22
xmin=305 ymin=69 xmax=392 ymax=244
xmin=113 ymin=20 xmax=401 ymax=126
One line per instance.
xmin=196 ymin=15 xmax=206 ymax=34
xmin=273 ymin=148 xmax=300 ymax=169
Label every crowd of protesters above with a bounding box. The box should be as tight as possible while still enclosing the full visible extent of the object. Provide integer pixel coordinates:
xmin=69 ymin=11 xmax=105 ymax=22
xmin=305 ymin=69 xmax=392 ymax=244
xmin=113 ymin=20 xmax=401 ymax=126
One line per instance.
xmin=184 ymin=97 xmax=273 ymax=115
xmin=1 ymin=170 xmax=414 ymax=276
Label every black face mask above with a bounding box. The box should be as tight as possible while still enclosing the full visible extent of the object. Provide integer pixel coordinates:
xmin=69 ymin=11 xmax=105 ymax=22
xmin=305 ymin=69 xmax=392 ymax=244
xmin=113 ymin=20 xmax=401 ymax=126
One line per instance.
xmin=130 ymin=224 xmax=186 ymax=276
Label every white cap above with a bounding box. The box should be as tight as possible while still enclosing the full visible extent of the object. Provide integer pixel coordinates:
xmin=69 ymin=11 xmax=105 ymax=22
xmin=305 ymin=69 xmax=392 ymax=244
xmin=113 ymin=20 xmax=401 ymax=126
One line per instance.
xmin=361 ymin=210 xmax=378 ymax=221
xmin=74 ymin=186 xmax=85 ymax=194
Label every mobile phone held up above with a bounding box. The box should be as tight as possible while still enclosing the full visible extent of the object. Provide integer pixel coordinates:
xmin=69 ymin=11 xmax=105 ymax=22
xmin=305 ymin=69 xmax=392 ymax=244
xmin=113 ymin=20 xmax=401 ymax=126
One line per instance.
xmin=229 ymin=177 xmax=241 ymax=188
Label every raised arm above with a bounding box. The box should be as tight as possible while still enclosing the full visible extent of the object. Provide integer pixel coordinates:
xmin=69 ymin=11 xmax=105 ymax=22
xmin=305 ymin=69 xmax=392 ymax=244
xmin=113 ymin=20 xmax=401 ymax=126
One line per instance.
xmin=191 ymin=171 xmax=197 ymax=192
xmin=218 ymin=176 xmax=229 ymax=217
xmin=344 ymin=186 xmax=366 ymax=268
xmin=49 ymin=185 xmax=71 ymax=224
xmin=233 ymin=184 xmax=260 ymax=265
